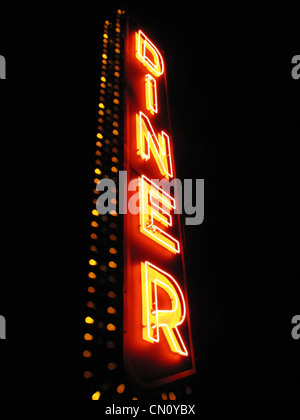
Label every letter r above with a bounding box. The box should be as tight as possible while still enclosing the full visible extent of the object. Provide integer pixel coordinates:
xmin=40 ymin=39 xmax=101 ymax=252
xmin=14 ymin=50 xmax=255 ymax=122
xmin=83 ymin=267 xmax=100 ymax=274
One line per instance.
xmin=141 ymin=261 xmax=188 ymax=356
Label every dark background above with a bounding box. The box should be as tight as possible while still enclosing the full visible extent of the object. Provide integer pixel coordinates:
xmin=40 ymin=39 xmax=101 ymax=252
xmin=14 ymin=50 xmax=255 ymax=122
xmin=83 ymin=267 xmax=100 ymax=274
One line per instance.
xmin=1 ymin=1 xmax=300 ymax=400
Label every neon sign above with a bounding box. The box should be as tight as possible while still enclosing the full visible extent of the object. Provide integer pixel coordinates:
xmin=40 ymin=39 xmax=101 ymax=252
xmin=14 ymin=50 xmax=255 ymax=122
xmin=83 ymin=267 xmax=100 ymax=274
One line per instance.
xmin=124 ymin=18 xmax=195 ymax=388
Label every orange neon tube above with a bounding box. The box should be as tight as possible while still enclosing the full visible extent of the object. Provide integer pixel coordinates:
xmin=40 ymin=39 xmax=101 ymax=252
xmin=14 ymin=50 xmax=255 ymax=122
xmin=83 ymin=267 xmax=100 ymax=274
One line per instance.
xmin=145 ymin=74 xmax=158 ymax=115
xmin=139 ymin=175 xmax=180 ymax=254
xmin=136 ymin=111 xmax=173 ymax=180
xmin=136 ymin=30 xmax=164 ymax=77
xmin=141 ymin=261 xmax=188 ymax=356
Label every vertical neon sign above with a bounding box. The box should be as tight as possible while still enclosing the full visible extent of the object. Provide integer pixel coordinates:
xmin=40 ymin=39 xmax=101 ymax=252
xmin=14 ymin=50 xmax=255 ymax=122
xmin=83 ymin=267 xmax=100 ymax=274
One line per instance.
xmin=124 ymin=18 xmax=195 ymax=388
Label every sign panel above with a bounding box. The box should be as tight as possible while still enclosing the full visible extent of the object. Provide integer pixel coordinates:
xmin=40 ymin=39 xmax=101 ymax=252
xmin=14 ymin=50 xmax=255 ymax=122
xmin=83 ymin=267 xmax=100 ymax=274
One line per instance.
xmin=124 ymin=17 xmax=195 ymax=388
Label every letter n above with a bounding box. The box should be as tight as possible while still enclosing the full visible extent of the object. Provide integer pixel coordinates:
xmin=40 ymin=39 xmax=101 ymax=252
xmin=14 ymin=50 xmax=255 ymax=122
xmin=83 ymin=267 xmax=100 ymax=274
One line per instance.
xmin=137 ymin=112 xmax=173 ymax=180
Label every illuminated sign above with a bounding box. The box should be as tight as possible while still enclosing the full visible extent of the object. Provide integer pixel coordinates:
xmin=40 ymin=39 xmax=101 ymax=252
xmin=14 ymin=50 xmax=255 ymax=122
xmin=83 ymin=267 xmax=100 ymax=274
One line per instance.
xmin=124 ymin=18 xmax=195 ymax=388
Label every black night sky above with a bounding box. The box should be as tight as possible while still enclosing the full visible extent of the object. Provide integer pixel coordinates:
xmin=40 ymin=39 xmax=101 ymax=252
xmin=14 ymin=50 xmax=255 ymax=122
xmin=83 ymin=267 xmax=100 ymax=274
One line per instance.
xmin=1 ymin=1 xmax=300 ymax=400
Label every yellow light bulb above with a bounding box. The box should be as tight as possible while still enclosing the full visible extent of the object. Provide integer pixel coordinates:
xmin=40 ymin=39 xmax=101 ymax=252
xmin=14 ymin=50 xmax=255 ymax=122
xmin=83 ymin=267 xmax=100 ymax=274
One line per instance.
xmin=85 ymin=317 xmax=95 ymax=325
xmin=92 ymin=391 xmax=101 ymax=400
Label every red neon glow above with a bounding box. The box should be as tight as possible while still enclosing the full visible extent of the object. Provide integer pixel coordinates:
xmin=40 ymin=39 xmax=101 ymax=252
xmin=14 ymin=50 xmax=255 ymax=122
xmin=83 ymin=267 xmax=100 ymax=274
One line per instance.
xmin=141 ymin=261 xmax=188 ymax=357
xmin=145 ymin=74 xmax=158 ymax=115
xmin=136 ymin=111 xmax=173 ymax=180
xmin=136 ymin=30 xmax=164 ymax=77
xmin=139 ymin=175 xmax=180 ymax=254
xmin=123 ymin=19 xmax=196 ymax=387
